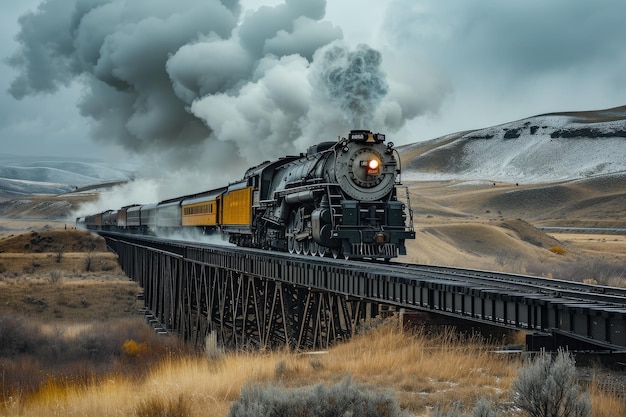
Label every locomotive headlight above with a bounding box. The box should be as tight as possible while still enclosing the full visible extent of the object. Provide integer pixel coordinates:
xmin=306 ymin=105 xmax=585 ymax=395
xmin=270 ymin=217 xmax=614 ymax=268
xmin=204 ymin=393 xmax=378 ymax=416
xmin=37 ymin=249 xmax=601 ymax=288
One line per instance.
xmin=360 ymin=158 xmax=381 ymax=176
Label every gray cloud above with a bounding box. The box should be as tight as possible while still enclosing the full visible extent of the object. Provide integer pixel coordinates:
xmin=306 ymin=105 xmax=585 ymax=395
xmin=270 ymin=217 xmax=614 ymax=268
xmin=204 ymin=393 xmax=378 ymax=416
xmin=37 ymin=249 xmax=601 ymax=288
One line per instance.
xmin=9 ymin=0 xmax=242 ymax=163
xmin=5 ymin=0 xmax=626 ymax=170
xmin=385 ymin=0 xmax=626 ymax=140
xmin=7 ymin=0 xmax=438 ymax=182
xmin=385 ymin=0 xmax=626 ymax=78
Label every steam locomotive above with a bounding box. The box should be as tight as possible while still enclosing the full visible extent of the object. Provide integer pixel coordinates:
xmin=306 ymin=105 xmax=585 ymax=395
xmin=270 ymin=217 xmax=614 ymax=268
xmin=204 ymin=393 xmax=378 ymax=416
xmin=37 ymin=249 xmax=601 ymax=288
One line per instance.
xmin=79 ymin=130 xmax=415 ymax=260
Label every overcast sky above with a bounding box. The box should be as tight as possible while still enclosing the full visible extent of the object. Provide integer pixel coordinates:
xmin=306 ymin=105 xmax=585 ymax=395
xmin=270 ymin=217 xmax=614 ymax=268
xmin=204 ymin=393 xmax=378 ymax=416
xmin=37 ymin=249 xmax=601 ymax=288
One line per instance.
xmin=1 ymin=0 xmax=625 ymax=164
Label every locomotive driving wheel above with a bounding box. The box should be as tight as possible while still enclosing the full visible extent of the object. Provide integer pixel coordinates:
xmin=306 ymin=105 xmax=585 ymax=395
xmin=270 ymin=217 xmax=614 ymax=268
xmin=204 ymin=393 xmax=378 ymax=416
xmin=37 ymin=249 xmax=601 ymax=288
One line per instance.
xmin=287 ymin=211 xmax=296 ymax=254
xmin=287 ymin=207 xmax=306 ymax=254
xmin=309 ymin=240 xmax=319 ymax=256
xmin=288 ymin=206 xmax=320 ymax=256
xmin=295 ymin=208 xmax=304 ymax=254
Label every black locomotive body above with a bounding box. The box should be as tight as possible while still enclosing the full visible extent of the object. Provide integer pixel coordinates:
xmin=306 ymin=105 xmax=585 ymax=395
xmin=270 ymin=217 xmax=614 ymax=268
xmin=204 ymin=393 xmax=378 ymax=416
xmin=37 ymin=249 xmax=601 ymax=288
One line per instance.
xmin=247 ymin=130 xmax=415 ymax=259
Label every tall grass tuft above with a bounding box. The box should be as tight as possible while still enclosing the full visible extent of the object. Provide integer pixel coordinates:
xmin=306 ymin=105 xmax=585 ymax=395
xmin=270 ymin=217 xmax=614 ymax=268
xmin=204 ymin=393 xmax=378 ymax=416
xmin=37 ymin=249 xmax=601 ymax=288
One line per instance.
xmin=136 ymin=394 xmax=191 ymax=417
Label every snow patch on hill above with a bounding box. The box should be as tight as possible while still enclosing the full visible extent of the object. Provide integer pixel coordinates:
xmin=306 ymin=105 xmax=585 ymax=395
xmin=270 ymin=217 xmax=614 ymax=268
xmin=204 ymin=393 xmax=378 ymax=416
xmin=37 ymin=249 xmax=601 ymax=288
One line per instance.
xmin=402 ymin=114 xmax=626 ymax=183
xmin=0 ymin=155 xmax=136 ymax=197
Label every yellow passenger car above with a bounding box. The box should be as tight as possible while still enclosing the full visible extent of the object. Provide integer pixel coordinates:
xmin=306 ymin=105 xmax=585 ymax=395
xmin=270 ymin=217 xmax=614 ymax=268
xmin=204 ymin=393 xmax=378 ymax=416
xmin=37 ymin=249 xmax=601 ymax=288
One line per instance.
xmin=220 ymin=182 xmax=253 ymax=226
xmin=181 ymin=189 xmax=225 ymax=228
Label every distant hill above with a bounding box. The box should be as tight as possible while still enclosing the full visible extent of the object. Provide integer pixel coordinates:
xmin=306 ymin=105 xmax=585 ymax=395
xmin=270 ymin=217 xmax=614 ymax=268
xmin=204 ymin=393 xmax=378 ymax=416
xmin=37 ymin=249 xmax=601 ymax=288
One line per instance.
xmin=2 ymin=105 xmax=625 ymax=198
xmin=399 ymin=105 xmax=626 ymax=183
xmin=0 ymin=155 xmax=135 ymax=198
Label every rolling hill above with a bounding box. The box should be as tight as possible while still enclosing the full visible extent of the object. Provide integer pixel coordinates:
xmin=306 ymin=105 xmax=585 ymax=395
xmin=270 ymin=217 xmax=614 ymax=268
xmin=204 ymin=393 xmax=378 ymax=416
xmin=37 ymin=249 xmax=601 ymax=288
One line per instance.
xmin=0 ymin=155 xmax=135 ymax=198
xmin=398 ymin=105 xmax=626 ymax=183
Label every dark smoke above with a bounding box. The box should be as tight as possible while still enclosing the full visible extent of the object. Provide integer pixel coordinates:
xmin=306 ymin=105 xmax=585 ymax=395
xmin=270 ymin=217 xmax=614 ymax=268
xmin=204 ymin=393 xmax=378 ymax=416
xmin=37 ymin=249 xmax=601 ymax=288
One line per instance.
xmin=317 ymin=44 xmax=388 ymax=128
xmin=8 ymin=0 xmax=444 ymax=200
xmin=9 ymin=0 xmax=240 ymax=160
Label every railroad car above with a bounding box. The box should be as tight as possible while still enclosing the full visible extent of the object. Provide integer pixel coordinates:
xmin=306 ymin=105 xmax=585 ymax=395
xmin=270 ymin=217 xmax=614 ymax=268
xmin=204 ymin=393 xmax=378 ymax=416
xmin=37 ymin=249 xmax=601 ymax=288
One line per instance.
xmin=117 ymin=205 xmax=139 ymax=228
xmin=155 ymin=199 xmax=183 ymax=234
xmin=81 ymin=130 xmax=415 ymax=260
xmin=181 ymin=188 xmax=225 ymax=232
xmin=126 ymin=205 xmax=142 ymax=230
xmin=102 ymin=210 xmax=117 ymax=230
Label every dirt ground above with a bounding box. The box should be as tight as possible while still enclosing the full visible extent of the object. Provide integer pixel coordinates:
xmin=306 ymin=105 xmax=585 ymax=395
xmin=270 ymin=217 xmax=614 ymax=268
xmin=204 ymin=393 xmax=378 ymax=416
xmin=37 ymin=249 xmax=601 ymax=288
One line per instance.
xmin=0 ymin=218 xmax=143 ymax=323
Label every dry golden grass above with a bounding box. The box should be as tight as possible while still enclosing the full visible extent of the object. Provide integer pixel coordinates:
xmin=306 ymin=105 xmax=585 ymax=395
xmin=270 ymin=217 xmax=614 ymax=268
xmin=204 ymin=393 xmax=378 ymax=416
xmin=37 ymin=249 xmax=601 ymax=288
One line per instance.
xmin=589 ymin=379 xmax=626 ymax=417
xmin=1 ymin=194 xmax=625 ymax=416
xmin=0 ymin=251 xmax=119 ymax=274
xmin=0 ymin=251 xmax=139 ymax=322
xmin=4 ymin=322 xmax=625 ymax=417
xmin=1 ymin=323 xmax=515 ymax=417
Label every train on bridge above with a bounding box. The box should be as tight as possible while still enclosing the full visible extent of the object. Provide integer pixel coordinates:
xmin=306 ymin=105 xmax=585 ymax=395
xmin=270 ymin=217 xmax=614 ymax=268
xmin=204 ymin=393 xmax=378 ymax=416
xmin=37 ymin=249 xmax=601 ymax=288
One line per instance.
xmin=79 ymin=130 xmax=415 ymax=260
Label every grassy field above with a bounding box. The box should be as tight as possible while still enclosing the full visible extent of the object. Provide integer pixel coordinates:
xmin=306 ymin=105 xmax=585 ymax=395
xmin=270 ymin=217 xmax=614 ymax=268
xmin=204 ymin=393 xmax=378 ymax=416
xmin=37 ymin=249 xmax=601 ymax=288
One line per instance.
xmin=1 ymin=220 xmax=625 ymax=416
xmin=2 ymin=322 xmax=625 ymax=417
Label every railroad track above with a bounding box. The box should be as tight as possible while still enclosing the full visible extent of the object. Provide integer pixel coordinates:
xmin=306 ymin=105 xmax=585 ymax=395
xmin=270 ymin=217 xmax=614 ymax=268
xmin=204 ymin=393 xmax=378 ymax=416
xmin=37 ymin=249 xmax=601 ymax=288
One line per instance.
xmin=378 ymin=262 xmax=626 ymax=308
xmin=118 ymin=232 xmax=626 ymax=308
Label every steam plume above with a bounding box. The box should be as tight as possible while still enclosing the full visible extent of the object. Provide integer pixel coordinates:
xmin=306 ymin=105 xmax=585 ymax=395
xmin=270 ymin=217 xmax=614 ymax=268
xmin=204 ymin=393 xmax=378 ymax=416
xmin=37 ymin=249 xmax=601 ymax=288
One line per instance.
xmin=8 ymin=0 xmax=447 ymax=204
xmin=315 ymin=44 xmax=388 ymax=129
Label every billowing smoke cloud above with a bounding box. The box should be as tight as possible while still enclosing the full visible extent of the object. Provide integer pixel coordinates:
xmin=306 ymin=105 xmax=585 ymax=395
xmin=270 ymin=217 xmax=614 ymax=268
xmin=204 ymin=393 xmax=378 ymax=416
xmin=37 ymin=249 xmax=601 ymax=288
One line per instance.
xmin=315 ymin=44 xmax=388 ymax=129
xmin=8 ymin=0 xmax=447 ymax=206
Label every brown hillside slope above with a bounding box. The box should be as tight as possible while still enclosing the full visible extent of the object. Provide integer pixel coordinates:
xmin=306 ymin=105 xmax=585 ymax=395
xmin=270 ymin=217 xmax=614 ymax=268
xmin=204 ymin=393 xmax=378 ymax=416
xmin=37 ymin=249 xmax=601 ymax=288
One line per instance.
xmin=404 ymin=178 xmax=626 ymax=285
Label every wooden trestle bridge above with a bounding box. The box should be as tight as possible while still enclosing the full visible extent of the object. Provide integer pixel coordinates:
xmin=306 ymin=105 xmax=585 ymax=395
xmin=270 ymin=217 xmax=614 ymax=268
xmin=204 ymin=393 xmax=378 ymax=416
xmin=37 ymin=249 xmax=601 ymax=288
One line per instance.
xmin=102 ymin=233 xmax=626 ymax=353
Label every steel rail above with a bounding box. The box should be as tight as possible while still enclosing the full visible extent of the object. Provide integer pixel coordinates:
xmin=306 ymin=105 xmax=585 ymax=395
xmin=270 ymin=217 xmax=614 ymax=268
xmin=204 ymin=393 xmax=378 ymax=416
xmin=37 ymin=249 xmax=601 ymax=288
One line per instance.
xmin=382 ymin=262 xmax=626 ymax=307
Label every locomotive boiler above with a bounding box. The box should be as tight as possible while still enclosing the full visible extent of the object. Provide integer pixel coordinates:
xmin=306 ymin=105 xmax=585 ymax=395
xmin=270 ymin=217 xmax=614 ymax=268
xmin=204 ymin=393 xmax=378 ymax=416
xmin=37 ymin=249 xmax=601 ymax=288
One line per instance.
xmin=80 ymin=130 xmax=415 ymax=260
xmin=225 ymin=129 xmax=414 ymax=259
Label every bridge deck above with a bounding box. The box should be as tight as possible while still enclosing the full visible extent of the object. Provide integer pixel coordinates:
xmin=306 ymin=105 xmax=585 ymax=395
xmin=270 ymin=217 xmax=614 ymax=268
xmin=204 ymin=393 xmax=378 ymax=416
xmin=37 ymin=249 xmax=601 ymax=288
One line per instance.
xmin=102 ymin=233 xmax=626 ymax=352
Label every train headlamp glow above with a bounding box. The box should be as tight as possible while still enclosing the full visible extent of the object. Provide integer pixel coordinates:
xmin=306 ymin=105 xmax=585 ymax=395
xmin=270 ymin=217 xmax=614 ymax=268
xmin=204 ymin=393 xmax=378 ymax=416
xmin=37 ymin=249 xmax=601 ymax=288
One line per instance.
xmin=360 ymin=158 xmax=381 ymax=176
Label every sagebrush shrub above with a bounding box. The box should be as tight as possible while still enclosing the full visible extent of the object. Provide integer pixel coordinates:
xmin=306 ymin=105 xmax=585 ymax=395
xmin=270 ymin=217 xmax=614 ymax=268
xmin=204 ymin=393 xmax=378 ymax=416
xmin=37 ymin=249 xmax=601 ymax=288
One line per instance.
xmin=510 ymin=350 xmax=591 ymax=417
xmin=123 ymin=339 xmax=148 ymax=358
xmin=227 ymin=375 xmax=411 ymax=417
xmin=431 ymin=398 xmax=499 ymax=417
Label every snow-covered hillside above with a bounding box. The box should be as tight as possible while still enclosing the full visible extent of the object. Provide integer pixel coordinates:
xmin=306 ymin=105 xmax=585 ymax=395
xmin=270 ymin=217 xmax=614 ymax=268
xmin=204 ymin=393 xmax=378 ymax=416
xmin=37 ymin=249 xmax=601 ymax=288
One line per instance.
xmin=0 ymin=155 xmax=136 ymax=197
xmin=400 ymin=106 xmax=626 ymax=183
